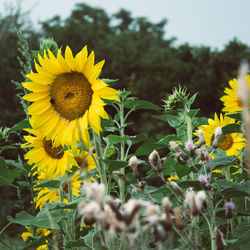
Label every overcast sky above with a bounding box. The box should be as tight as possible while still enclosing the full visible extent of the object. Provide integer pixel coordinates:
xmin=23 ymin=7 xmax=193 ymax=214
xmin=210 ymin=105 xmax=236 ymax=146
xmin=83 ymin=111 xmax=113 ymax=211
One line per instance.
xmin=1 ymin=0 xmax=250 ymax=49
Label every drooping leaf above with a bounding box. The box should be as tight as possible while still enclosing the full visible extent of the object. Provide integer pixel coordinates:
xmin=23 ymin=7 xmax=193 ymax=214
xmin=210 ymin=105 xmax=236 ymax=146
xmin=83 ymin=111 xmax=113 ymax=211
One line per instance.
xmin=10 ymin=119 xmax=31 ymax=132
xmin=102 ymin=159 xmax=127 ymax=172
xmin=125 ymin=99 xmax=161 ymax=111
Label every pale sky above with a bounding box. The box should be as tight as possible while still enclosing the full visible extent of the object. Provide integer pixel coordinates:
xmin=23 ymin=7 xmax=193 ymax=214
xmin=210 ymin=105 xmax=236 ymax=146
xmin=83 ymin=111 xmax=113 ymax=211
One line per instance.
xmin=1 ymin=0 xmax=250 ymax=49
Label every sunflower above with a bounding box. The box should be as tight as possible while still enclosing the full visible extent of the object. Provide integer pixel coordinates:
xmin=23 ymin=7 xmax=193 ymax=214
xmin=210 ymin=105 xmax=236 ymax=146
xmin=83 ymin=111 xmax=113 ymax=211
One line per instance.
xmin=22 ymin=46 xmax=120 ymax=147
xmin=35 ymin=171 xmax=82 ymax=210
xmin=22 ymin=226 xmax=50 ymax=250
xmin=22 ymin=128 xmax=77 ymax=176
xmin=196 ymin=113 xmax=245 ymax=156
xmin=220 ymin=75 xmax=250 ymax=112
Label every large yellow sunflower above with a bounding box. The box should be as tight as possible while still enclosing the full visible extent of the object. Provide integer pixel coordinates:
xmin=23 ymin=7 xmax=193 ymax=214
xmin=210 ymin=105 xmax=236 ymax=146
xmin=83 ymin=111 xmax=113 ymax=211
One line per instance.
xmin=35 ymin=172 xmax=82 ymax=210
xmin=22 ymin=46 xmax=120 ymax=146
xmin=220 ymin=75 xmax=250 ymax=112
xmin=196 ymin=113 xmax=246 ymax=156
xmin=22 ymin=128 xmax=77 ymax=176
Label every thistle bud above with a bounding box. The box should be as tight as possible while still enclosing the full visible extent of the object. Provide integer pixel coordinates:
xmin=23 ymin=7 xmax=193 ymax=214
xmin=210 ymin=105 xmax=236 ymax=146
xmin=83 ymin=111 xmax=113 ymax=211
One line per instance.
xmin=106 ymin=196 xmax=124 ymax=221
xmin=214 ymin=227 xmax=226 ymax=250
xmin=197 ymin=129 xmax=206 ymax=146
xmin=161 ymin=197 xmax=172 ymax=231
xmin=224 ymin=201 xmax=235 ymax=219
xmin=213 ymin=127 xmax=222 ymax=149
xmin=149 ymin=150 xmax=163 ymax=173
xmin=105 ymin=205 xmax=122 ymax=233
xmin=170 ymin=141 xmax=188 ymax=160
xmin=124 ymin=200 xmax=142 ymax=225
xmin=113 ymin=171 xmax=130 ymax=185
xmin=176 ymin=152 xmax=187 ymax=165
xmin=129 ymin=156 xmax=140 ymax=179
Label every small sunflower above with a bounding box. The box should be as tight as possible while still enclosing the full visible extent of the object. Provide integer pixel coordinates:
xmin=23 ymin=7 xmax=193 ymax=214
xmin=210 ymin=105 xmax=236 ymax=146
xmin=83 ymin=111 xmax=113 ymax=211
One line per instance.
xmin=22 ymin=46 xmax=120 ymax=146
xmin=22 ymin=226 xmax=50 ymax=250
xmin=35 ymin=172 xmax=82 ymax=210
xmin=220 ymin=75 xmax=250 ymax=112
xmin=196 ymin=113 xmax=246 ymax=156
xmin=22 ymin=128 xmax=77 ymax=176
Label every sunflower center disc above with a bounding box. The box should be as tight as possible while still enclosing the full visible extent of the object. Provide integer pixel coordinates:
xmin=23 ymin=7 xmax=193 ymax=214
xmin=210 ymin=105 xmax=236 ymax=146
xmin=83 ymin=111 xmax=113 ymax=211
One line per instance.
xmin=74 ymin=156 xmax=88 ymax=170
xmin=218 ymin=135 xmax=233 ymax=151
xmin=43 ymin=138 xmax=64 ymax=159
xmin=50 ymin=72 xmax=93 ymax=121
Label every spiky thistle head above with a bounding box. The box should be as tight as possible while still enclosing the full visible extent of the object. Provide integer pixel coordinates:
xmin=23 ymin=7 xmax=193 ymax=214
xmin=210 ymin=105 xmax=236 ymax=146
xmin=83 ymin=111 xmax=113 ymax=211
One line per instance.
xmin=163 ymin=86 xmax=188 ymax=111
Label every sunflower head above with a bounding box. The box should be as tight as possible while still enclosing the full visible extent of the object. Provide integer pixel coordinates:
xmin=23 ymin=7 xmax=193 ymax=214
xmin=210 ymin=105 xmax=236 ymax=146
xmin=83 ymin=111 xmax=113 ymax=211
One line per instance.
xmin=196 ymin=113 xmax=246 ymax=156
xmin=23 ymin=45 xmax=120 ymax=147
xmin=220 ymin=75 xmax=250 ymax=112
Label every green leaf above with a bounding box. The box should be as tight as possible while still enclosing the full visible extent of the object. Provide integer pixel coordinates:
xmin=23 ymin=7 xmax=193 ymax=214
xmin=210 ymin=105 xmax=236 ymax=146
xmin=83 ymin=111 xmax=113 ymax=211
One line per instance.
xmin=125 ymin=99 xmax=161 ymax=110
xmin=135 ymin=139 xmax=166 ymax=156
xmin=153 ymin=114 xmax=181 ymax=128
xmin=131 ymin=134 xmax=148 ymax=144
xmin=66 ymin=238 xmax=86 ymax=248
xmin=102 ymin=159 xmax=127 ymax=172
xmin=101 ymin=78 xmax=119 ymax=84
xmin=18 ymin=236 xmax=47 ymax=250
xmin=179 ymin=181 xmax=202 ymax=190
xmin=106 ymin=134 xmax=132 ymax=144
xmin=83 ymin=229 xmax=96 ymax=249
xmin=186 ymin=93 xmax=198 ymax=107
xmin=234 ymin=222 xmax=250 ymax=250
xmin=119 ymin=90 xmax=131 ymax=99
xmin=8 ymin=210 xmax=60 ymax=229
xmin=35 ymin=180 xmax=61 ymax=189
xmin=222 ymin=123 xmax=242 ymax=135
xmin=163 ymin=157 xmax=175 ymax=176
xmin=175 ymin=162 xmax=190 ymax=178
xmin=79 ymin=168 xmax=98 ymax=181
xmin=211 ymin=156 xmax=237 ymax=170
xmin=48 ymin=200 xmax=82 ymax=210
xmin=9 ymin=119 xmax=31 ymax=132
xmin=6 ymin=159 xmax=27 ymax=172
xmin=225 ymin=112 xmax=242 ymax=121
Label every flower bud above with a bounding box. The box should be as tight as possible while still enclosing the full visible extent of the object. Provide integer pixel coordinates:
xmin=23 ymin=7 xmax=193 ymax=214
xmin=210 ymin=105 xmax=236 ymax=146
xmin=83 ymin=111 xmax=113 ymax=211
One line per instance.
xmin=129 ymin=156 xmax=140 ymax=179
xmin=170 ymin=181 xmax=184 ymax=197
xmin=214 ymin=227 xmax=226 ymax=250
xmin=176 ymin=152 xmax=187 ymax=165
xmin=149 ymin=150 xmax=163 ymax=173
xmin=213 ymin=127 xmax=222 ymax=149
xmin=224 ymin=201 xmax=235 ymax=219
xmin=197 ymin=129 xmax=206 ymax=146
xmin=113 ymin=171 xmax=130 ymax=185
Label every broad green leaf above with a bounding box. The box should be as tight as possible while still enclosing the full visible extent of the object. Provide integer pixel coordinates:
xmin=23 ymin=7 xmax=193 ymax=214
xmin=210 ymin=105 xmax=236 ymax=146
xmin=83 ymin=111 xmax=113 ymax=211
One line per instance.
xmin=84 ymin=229 xmax=96 ymax=249
xmin=186 ymin=93 xmax=198 ymax=107
xmin=106 ymin=134 xmax=132 ymax=144
xmin=211 ymin=156 xmax=237 ymax=170
xmin=6 ymin=159 xmax=27 ymax=172
xmin=156 ymin=134 xmax=178 ymax=145
xmin=79 ymin=168 xmax=98 ymax=181
xmin=35 ymin=180 xmax=61 ymax=189
xmin=153 ymin=114 xmax=181 ymax=128
xmin=225 ymin=112 xmax=242 ymax=121
xmin=125 ymin=99 xmax=161 ymax=110
xmin=234 ymin=222 xmax=250 ymax=250
xmin=119 ymin=90 xmax=132 ymax=99
xmin=174 ymin=162 xmax=190 ymax=178
xmin=18 ymin=236 xmax=47 ymax=250
xmin=135 ymin=139 xmax=166 ymax=156
xmin=66 ymin=238 xmax=86 ymax=248
xmin=163 ymin=157 xmax=175 ymax=175
xmin=10 ymin=119 xmax=31 ymax=132
xmin=102 ymin=159 xmax=127 ymax=172
xmin=222 ymin=123 xmax=242 ymax=135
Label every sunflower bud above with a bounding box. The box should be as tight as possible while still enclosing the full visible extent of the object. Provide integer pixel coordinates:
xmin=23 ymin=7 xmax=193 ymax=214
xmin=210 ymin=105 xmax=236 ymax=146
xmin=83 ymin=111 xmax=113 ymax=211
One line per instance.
xmin=40 ymin=39 xmax=58 ymax=56
xmin=149 ymin=150 xmax=163 ymax=173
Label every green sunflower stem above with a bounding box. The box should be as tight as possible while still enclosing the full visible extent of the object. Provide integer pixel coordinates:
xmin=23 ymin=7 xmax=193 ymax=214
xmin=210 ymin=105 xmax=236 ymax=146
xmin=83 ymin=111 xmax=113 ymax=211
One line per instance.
xmin=119 ymin=100 xmax=126 ymax=202
xmin=93 ymin=131 xmax=108 ymax=192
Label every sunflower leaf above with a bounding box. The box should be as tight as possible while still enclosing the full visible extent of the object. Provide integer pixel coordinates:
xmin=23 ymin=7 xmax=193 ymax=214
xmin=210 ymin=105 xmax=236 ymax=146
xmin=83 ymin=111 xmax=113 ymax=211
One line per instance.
xmin=222 ymin=123 xmax=242 ymax=135
xmin=9 ymin=118 xmax=31 ymax=132
xmin=125 ymin=99 xmax=161 ymax=111
xmin=102 ymin=159 xmax=127 ymax=172
xmin=36 ymin=180 xmax=61 ymax=189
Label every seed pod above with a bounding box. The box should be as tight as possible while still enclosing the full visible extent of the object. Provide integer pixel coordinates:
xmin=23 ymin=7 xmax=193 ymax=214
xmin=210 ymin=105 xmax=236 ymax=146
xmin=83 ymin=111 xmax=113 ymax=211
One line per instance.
xmin=149 ymin=150 xmax=163 ymax=173
xmin=173 ymin=207 xmax=184 ymax=230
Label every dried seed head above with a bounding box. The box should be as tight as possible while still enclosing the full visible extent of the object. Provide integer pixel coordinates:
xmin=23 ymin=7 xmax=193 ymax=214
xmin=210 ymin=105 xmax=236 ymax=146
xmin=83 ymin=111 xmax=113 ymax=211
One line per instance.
xmin=129 ymin=156 xmax=138 ymax=169
xmin=105 ymin=205 xmax=123 ymax=233
xmin=84 ymin=182 xmax=105 ymax=205
xmin=173 ymin=207 xmax=184 ymax=230
xmin=170 ymin=181 xmax=184 ymax=196
xmin=195 ymin=191 xmax=206 ymax=211
xmin=176 ymin=152 xmax=187 ymax=165
xmin=123 ymin=199 xmax=143 ymax=225
xmin=214 ymin=227 xmax=226 ymax=250
xmin=149 ymin=150 xmax=163 ymax=173
xmin=184 ymin=188 xmax=195 ymax=208
xmin=78 ymin=200 xmax=102 ymax=222
xmin=161 ymin=197 xmax=172 ymax=231
xmin=106 ymin=196 xmax=124 ymax=221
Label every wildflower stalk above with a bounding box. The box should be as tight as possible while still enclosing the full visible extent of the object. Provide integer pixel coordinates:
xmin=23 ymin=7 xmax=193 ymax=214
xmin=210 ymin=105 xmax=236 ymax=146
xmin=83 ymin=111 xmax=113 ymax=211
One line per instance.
xmin=202 ymin=212 xmax=215 ymax=250
xmin=93 ymin=131 xmax=108 ymax=192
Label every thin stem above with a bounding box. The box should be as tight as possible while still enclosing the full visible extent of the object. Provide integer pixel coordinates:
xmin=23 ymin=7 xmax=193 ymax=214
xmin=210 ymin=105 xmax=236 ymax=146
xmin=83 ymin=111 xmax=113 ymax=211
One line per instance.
xmin=92 ymin=131 xmax=108 ymax=192
xmin=0 ymin=222 xmax=12 ymax=236
xmin=201 ymin=212 xmax=215 ymax=250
